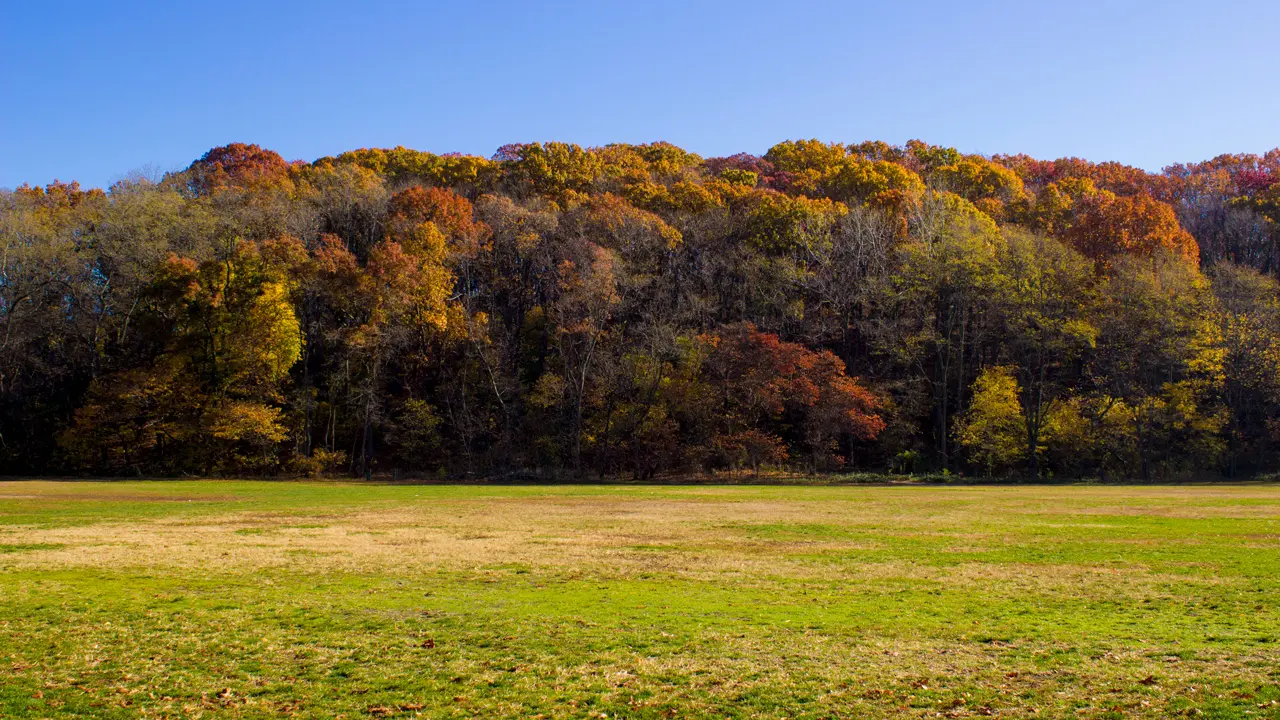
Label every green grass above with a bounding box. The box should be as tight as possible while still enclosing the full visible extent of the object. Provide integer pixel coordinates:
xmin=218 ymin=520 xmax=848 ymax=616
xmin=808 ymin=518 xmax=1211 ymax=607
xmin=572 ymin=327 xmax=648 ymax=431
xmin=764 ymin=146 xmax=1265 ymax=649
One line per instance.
xmin=1 ymin=481 xmax=1278 ymax=718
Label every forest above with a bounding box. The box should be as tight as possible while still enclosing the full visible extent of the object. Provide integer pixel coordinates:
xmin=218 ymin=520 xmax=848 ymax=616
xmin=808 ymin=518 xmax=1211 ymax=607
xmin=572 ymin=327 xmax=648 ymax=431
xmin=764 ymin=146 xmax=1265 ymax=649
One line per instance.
xmin=3 ymin=139 xmax=1280 ymax=480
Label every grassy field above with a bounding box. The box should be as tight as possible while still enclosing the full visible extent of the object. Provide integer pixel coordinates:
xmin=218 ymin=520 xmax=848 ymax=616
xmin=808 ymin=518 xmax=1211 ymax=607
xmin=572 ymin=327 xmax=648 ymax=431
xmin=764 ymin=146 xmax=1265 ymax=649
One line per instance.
xmin=1 ymin=482 xmax=1278 ymax=719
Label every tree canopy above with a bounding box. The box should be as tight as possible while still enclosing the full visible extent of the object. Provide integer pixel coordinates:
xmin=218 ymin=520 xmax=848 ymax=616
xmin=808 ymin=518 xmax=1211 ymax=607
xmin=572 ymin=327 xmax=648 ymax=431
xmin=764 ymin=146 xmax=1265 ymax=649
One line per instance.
xmin=4 ymin=139 xmax=1280 ymax=480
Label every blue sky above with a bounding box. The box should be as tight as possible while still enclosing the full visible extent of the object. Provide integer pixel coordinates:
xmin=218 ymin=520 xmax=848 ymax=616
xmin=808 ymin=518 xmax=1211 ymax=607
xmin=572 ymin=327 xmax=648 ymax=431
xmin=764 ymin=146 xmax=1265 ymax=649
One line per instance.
xmin=2 ymin=1 xmax=1277 ymax=189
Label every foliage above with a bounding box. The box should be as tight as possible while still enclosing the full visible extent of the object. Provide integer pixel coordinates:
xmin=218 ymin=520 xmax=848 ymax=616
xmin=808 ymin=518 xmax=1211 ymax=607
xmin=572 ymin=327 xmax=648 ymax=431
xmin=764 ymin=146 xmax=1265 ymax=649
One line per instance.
xmin=4 ymin=138 xmax=1280 ymax=478
xmin=954 ymin=366 xmax=1024 ymax=476
xmin=1065 ymin=191 xmax=1200 ymax=266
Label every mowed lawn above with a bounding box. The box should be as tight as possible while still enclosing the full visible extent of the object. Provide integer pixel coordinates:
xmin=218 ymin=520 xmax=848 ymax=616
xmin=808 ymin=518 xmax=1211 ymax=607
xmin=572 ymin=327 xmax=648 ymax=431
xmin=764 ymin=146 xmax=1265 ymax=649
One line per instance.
xmin=1 ymin=482 xmax=1278 ymax=719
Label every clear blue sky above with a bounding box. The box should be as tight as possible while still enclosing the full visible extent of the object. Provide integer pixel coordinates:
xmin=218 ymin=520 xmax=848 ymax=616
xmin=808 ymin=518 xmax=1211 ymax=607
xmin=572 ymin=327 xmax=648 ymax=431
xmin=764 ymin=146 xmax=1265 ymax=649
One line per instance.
xmin=3 ymin=0 xmax=1277 ymax=189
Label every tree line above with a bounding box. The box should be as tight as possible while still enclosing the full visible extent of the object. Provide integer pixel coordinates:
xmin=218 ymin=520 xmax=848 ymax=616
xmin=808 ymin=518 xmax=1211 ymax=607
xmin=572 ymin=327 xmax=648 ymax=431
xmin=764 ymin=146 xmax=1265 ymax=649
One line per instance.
xmin=3 ymin=139 xmax=1280 ymax=480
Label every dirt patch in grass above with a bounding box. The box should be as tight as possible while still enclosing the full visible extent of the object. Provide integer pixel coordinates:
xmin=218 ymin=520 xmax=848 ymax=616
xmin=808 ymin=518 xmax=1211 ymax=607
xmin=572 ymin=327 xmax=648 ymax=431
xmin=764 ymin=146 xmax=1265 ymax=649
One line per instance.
xmin=0 ymin=493 xmax=1257 ymax=610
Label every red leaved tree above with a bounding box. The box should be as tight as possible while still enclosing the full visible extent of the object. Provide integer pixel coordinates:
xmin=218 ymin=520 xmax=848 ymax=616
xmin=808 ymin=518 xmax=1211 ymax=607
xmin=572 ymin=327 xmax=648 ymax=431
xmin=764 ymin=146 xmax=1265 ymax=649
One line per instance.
xmin=704 ymin=324 xmax=884 ymax=472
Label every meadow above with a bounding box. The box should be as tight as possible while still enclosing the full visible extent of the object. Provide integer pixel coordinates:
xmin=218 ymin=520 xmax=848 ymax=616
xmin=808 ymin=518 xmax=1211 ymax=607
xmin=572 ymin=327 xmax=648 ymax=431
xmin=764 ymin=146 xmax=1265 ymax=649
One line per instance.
xmin=1 ymin=480 xmax=1278 ymax=719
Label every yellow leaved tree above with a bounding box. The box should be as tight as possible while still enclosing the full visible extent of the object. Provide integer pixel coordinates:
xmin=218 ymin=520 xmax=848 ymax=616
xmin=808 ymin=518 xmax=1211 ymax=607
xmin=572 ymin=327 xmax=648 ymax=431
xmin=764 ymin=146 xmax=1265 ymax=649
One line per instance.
xmin=955 ymin=366 xmax=1025 ymax=477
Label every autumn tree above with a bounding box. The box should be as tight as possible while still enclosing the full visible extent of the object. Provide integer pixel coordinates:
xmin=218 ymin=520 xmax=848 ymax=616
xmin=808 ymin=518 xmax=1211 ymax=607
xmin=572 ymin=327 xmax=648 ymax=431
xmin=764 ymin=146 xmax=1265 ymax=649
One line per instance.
xmin=185 ymin=143 xmax=292 ymax=195
xmin=886 ymin=191 xmax=1003 ymax=468
xmin=1207 ymin=263 xmax=1280 ymax=475
xmin=955 ymin=367 xmax=1025 ymax=476
xmin=495 ymin=142 xmax=604 ymax=200
xmin=1064 ymin=192 xmax=1199 ymax=267
xmin=995 ymin=229 xmax=1099 ymax=477
xmin=63 ymin=238 xmax=306 ymax=474
xmin=703 ymin=324 xmax=883 ymax=472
